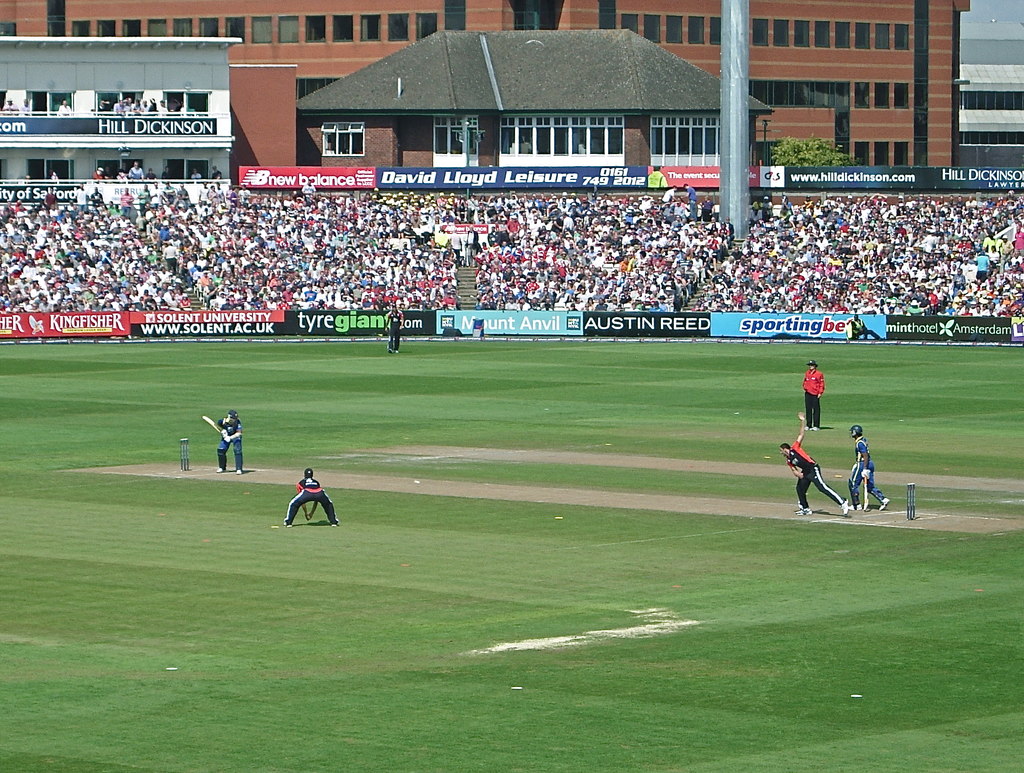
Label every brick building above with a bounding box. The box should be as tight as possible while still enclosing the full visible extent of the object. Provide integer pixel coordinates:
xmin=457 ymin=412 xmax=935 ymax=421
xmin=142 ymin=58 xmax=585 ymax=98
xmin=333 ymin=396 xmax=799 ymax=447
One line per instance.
xmin=1 ymin=0 xmax=970 ymax=169
xmin=297 ymin=30 xmax=768 ymax=169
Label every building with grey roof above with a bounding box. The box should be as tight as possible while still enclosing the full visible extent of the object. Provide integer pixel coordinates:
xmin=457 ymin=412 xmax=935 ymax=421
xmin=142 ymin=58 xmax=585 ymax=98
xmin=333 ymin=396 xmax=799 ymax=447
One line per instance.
xmin=297 ymin=29 xmax=767 ymax=168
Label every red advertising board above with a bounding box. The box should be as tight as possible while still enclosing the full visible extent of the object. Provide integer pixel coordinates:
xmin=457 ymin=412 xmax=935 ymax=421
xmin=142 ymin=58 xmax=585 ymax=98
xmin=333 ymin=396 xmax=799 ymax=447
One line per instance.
xmin=658 ymin=166 xmax=762 ymax=189
xmin=440 ymin=223 xmax=492 ymax=234
xmin=238 ymin=166 xmax=376 ymax=190
xmin=0 ymin=311 xmax=129 ymax=339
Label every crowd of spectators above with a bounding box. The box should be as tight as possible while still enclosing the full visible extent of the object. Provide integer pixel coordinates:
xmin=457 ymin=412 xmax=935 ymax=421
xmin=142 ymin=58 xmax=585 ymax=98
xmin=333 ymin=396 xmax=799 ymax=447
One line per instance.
xmin=1 ymin=184 xmax=1023 ymax=317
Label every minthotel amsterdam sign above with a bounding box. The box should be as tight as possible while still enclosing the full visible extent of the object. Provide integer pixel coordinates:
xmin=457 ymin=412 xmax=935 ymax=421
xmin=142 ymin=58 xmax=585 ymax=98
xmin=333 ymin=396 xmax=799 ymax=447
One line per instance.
xmin=0 ymin=117 xmax=218 ymax=136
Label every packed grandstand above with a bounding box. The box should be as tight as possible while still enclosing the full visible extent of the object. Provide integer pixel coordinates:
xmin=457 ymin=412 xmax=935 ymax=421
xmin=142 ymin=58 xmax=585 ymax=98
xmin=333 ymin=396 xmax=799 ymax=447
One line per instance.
xmin=1 ymin=184 xmax=1022 ymax=317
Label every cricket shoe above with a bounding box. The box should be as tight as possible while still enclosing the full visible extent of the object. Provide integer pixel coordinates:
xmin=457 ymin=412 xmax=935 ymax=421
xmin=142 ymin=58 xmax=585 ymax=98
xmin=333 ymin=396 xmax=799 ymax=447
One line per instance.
xmin=329 ymin=522 xmax=339 ymax=527
xmin=858 ymin=504 xmax=869 ymax=511
xmin=795 ymin=507 xmax=812 ymax=516
xmin=842 ymin=500 xmax=851 ymax=516
xmin=236 ymin=469 xmax=243 ymax=475
xmin=879 ymin=498 xmax=890 ymax=511
xmin=284 ymin=522 xmax=293 ymax=528
xmin=217 ymin=468 xmax=226 ymax=473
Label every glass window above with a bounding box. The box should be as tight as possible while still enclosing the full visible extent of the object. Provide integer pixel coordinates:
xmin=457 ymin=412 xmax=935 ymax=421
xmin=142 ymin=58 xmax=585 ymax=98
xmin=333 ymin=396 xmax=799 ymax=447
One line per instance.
xmin=643 ymin=15 xmax=659 ymax=43
xmin=814 ymin=21 xmax=829 ymax=47
xmin=323 ymin=122 xmax=365 ymax=156
xmin=226 ymin=17 xmax=245 ymax=41
xmin=599 ymin=0 xmax=616 ymax=30
xmin=297 ymin=78 xmax=337 ymax=98
xmin=854 ymin=82 xmax=869 ymax=109
xmin=252 ymin=17 xmax=271 ymax=43
xmin=361 ymin=15 xmax=380 ymax=41
xmin=98 ymin=20 xmax=115 ymax=36
xmin=306 ymin=16 xmax=326 ymax=42
xmin=794 ymin=20 xmax=809 ymax=47
xmin=709 ymin=16 xmax=721 ymax=45
xmin=172 ymin=18 xmax=192 ymax=36
xmin=333 ymin=15 xmax=353 ymax=41
xmin=688 ymin=16 xmax=704 ymax=44
xmin=71 ymin=20 xmax=90 ymax=36
xmin=874 ymin=82 xmax=889 ymax=108
xmin=186 ymin=93 xmax=209 ymax=113
xmin=649 ymin=116 xmax=720 ymax=164
xmin=835 ymin=22 xmax=850 ymax=48
xmin=47 ymin=92 xmax=71 ymax=113
xmin=666 ymin=16 xmax=683 ymax=44
xmin=199 ymin=18 xmax=218 ymax=37
xmin=874 ymin=142 xmax=888 ymax=165
xmin=444 ymin=0 xmax=465 ymax=31
xmin=416 ymin=13 xmax=437 ymax=40
xmin=853 ymin=141 xmax=869 ymax=164
xmin=500 ymin=116 xmax=622 ymax=158
xmin=27 ymin=158 xmax=74 ymax=180
xmin=894 ymin=24 xmax=909 ymax=50
xmin=855 ymin=22 xmax=870 ymax=49
xmin=148 ymin=19 xmax=167 ymax=36
xmin=752 ymin=18 xmax=768 ymax=46
xmin=123 ymin=19 xmax=141 ymax=36
xmin=875 ymin=23 xmax=890 ymax=49
xmin=893 ymin=142 xmax=908 ymax=165
xmin=279 ymin=16 xmax=299 ymax=43
xmin=773 ymin=19 xmax=789 ymax=47
xmin=621 ymin=14 xmax=638 ymax=33
xmin=894 ymin=82 xmax=909 ymax=108
xmin=388 ymin=14 xmax=408 ymax=41
xmin=436 ymin=116 xmax=478 ymax=155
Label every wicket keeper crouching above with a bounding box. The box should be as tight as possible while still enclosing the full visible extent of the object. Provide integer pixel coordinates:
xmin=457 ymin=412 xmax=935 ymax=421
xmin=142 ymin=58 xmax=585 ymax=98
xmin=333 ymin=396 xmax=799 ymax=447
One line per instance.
xmin=285 ymin=468 xmax=339 ymax=527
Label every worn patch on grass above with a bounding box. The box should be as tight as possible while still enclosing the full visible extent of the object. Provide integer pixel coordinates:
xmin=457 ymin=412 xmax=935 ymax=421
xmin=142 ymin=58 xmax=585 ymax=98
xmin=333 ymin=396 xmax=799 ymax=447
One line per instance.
xmin=463 ymin=608 xmax=701 ymax=655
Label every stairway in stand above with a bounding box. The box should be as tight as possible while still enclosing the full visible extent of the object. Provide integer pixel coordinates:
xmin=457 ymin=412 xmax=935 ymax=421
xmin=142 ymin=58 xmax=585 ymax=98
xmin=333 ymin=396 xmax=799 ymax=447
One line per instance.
xmin=456 ymin=265 xmax=477 ymax=309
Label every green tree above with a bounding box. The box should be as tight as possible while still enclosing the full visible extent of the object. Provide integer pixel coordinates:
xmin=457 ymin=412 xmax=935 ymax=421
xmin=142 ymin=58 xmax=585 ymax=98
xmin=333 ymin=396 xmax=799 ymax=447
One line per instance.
xmin=770 ymin=136 xmax=856 ymax=166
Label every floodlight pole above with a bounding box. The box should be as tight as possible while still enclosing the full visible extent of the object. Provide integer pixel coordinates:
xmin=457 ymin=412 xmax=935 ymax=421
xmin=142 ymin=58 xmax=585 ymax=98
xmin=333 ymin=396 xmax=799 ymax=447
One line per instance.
xmin=720 ymin=0 xmax=750 ymax=240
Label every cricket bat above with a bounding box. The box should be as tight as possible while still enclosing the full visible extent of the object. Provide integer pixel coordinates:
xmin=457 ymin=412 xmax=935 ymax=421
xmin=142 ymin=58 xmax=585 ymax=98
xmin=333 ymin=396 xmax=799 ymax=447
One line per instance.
xmin=201 ymin=415 xmax=222 ymax=433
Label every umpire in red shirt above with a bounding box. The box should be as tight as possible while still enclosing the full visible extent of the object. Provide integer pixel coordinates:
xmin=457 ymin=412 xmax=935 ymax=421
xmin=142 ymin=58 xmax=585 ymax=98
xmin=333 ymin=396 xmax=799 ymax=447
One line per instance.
xmin=285 ymin=468 xmax=339 ymax=527
xmin=802 ymin=360 xmax=825 ymax=430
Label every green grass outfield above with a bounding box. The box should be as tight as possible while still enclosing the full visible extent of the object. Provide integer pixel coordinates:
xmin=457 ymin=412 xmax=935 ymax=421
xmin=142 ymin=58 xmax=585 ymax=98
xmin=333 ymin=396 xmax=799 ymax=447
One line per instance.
xmin=2 ymin=339 xmax=1021 ymax=772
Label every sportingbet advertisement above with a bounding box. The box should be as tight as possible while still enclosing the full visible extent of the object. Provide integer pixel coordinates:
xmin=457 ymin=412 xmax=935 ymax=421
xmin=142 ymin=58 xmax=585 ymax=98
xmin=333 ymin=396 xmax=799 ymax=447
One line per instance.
xmin=710 ymin=313 xmax=885 ymax=340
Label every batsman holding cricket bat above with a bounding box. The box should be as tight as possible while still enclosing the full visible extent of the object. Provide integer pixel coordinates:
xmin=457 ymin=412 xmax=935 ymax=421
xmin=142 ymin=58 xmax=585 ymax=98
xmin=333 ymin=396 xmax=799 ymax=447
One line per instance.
xmin=848 ymin=424 xmax=890 ymax=511
xmin=209 ymin=409 xmax=244 ymax=474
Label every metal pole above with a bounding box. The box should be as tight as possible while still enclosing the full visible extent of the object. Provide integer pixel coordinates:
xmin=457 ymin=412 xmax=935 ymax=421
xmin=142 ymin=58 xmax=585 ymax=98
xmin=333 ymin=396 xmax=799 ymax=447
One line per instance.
xmin=720 ymin=0 xmax=750 ymax=240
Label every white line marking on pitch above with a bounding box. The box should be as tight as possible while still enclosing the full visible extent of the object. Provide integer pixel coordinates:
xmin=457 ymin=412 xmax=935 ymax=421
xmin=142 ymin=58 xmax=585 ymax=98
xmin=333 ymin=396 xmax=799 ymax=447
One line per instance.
xmin=463 ymin=608 xmax=701 ymax=655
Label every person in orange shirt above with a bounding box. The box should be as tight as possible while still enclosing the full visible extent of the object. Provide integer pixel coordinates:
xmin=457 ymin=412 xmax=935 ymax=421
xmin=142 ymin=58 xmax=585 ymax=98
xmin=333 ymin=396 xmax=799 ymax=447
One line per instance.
xmin=780 ymin=413 xmax=850 ymax=517
xmin=802 ymin=360 xmax=825 ymax=430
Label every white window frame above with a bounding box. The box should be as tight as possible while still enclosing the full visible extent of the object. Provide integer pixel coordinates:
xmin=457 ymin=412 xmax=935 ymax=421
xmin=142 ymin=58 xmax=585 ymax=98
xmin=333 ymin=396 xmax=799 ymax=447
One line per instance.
xmin=322 ymin=122 xmax=365 ymax=157
xmin=499 ymin=115 xmax=624 ymax=166
xmin=650 ymin=115 xmax=720 ymax=166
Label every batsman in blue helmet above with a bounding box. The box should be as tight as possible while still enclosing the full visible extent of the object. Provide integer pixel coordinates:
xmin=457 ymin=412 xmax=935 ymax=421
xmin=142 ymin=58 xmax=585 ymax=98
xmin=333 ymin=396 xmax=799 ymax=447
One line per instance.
xmin=848 ymin=424 xmax=890 ymax=511
xmin=216 ymin=409 xmax=244 ymax=474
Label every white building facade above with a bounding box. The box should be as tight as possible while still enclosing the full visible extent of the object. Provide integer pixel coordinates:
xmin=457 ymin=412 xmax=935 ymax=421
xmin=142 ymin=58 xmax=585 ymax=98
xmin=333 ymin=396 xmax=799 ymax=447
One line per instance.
xmin=0 ymin=37 xmax=236 ymax=181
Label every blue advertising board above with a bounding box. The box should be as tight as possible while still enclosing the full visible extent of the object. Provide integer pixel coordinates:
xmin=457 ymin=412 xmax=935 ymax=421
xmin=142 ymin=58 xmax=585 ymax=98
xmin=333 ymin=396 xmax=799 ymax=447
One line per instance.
xmin=710 ymin=313 xmax=886 ymax=340
xmin=0 ymin=116 xmax=218 ymax=136
xmin=437 ymin=310 xmax=584 ymax=336
xmin=376 ymin=166 xmax=649 ymax=190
